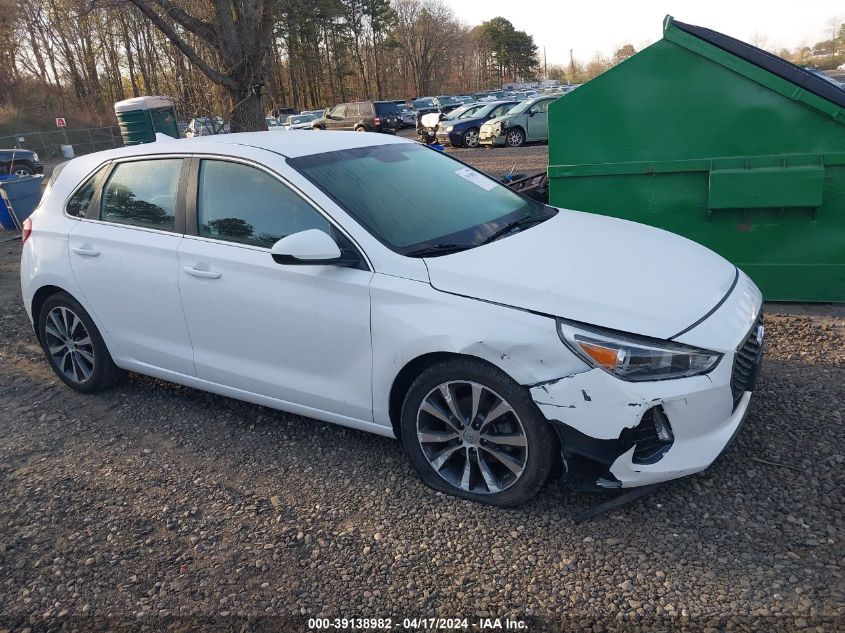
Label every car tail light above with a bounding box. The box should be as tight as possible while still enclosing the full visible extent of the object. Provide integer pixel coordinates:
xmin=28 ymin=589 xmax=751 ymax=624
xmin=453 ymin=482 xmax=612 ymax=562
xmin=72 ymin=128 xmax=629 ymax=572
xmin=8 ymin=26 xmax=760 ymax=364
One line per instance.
xmin=374 ymin=117 xmax=381 ymax=126
xmin=22 ymin=217 xmax=32 ymax=245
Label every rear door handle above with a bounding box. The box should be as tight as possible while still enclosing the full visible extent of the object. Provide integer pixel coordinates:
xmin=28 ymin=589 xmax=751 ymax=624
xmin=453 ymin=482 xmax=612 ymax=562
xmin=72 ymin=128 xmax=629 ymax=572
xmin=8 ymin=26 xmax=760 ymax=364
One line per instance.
xmin=182 ymin=265 xmax=222 ymax=279
xmin=72 ymin=245 xmax=100 ymax=257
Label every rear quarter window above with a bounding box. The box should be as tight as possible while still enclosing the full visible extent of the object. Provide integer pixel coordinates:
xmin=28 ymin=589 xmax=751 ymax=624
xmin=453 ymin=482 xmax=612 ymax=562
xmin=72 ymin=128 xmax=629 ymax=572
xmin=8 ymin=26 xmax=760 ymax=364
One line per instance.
xmin=65 ymin=166 xmax=107 ymax=218
xmin=359 ymin=103 xmax=374 ymax=116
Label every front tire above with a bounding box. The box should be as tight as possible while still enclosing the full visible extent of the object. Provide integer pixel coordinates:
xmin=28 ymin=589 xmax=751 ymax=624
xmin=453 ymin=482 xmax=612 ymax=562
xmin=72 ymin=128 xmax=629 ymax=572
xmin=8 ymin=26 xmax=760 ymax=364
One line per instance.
xmin=10 ymin=163 xmax=34 ymax=177
xmin=400 ymin=358 xmax=555 ymax=506
xmin=462 ymin=128 xmax=480 ymax=148
xmin=505 ymin=128 xmax=525 ymax=147
xmin=38 ymin=292 xmax=124 ymax=393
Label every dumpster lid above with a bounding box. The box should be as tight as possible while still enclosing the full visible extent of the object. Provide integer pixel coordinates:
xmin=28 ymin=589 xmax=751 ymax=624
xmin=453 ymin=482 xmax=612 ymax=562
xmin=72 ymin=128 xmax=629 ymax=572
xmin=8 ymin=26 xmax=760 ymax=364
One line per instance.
xmin=114 ymin=96 xmax=174 ymax=113
xmin=669 ymin=17 xmax=845 ymax=109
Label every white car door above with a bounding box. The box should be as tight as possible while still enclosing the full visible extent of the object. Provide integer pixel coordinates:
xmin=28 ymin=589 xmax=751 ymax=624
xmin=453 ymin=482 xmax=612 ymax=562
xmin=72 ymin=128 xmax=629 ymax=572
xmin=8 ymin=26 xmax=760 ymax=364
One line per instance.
xmin=67 ymin=157 xmax=196 ymax=375
xmin=176 ymin=157 xmax=374 ymax=422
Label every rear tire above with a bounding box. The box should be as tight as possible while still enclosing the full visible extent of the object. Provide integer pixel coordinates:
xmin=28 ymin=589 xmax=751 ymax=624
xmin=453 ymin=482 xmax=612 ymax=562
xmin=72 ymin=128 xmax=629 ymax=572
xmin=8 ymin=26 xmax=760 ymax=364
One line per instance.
xmin=38 ymin=292 xmax=124 ymax=393
xmin=400 ymin=358 xmax=555 ymax=507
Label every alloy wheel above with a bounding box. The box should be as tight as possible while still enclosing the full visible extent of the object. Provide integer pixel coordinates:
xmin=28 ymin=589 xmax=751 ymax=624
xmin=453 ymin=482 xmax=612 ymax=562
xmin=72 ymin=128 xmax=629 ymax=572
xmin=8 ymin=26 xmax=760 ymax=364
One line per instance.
xmin=506 ymin=130 xmax=524 ymax=147
xmin=13 ymin=166 xmax=32 ymax=177
xmin=464 ymin=130 xmax=479 ymax=148
xmin=416 ymin=381 xmax=528 ymax=494
xmin=44 ymin=306 xmax=95 ymax=383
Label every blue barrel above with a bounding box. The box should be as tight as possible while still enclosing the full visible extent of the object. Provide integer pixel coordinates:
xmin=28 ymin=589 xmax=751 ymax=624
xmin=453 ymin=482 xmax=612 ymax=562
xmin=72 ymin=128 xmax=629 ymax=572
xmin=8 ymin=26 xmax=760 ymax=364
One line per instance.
xmin=0 ymin=174 xmax=44 ymax=229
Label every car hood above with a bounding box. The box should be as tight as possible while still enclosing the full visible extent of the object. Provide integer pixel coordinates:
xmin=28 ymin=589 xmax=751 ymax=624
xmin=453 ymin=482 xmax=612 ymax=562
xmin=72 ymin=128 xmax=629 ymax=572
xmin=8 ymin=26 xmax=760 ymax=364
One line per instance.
xmin=423 ymin=209 xmax=738 ymax=340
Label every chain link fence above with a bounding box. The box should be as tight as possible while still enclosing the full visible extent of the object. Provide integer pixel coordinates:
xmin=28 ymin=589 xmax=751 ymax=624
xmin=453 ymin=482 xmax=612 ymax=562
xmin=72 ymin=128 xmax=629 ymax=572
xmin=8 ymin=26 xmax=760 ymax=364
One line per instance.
xmin=0 ymin=127 xmax=123 ymax=161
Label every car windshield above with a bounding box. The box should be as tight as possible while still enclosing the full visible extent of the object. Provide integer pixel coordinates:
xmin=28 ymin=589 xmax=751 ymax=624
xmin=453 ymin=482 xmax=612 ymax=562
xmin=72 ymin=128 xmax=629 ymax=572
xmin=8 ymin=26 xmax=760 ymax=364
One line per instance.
xmin=507 ymin=100 xmax=539 ymax=115
xmin=475 ymin=102 xmax=513 ymax=117
xmin=456 ymin=105 xmax=485 ymax=119
xmin=289 ymin=115 xmax=315 ymax=124
xmin=289 ymin=143 xmax=554 ymax=254
xmin=437 ymin=96 xmax=460 ymax=106
xmin=413 ymin=99 xmax=435 ymax=108
xmin=443 ymin=104 xmax=475 ymax=119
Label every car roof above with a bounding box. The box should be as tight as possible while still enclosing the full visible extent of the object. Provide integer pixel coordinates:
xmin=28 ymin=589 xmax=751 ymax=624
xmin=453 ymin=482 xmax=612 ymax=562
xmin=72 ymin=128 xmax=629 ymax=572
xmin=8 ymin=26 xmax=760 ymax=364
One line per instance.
xmin=87 ymin=131 xmax=413 ymax=162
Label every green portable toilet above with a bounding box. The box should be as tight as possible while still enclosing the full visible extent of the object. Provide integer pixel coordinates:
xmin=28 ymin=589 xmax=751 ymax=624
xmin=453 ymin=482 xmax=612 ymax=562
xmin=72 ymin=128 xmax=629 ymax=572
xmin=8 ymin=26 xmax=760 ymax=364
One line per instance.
xmin=548 ymin=16 xmax=845 ymax=302
xmin=114 ymin=96 xmax=179 ymax=145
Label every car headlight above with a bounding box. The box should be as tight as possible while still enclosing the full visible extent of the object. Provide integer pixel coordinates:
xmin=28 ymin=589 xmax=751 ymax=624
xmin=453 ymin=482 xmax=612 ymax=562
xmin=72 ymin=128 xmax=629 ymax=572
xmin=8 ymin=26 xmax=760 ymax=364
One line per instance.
xmin=445 ymin=126 xmax=453 ymax=132
xmin=557 ymin=319 xmax=722 ymax=381
xmin=32 ymin=153 xmax=39 ymax=162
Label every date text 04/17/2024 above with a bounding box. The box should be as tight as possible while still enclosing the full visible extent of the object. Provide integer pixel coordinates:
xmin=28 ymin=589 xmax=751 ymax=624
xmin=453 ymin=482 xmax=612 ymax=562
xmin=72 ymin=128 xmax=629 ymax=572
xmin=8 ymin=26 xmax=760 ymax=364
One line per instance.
xmin=306 ymin=617 xmax=528 ymax=630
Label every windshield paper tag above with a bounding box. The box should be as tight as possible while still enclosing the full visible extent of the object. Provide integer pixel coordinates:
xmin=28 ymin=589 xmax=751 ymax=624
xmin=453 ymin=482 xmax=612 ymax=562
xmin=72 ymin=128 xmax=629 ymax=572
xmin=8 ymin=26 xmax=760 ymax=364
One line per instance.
xmin=455 ymin=167 xmax=497 ymax=191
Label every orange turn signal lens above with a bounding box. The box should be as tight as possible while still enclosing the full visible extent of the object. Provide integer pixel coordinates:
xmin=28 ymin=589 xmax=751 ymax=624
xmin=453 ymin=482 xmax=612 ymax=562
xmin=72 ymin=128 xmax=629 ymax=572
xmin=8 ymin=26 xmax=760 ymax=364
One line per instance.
xmin=577 ymin=341 xmax=621 ymax=370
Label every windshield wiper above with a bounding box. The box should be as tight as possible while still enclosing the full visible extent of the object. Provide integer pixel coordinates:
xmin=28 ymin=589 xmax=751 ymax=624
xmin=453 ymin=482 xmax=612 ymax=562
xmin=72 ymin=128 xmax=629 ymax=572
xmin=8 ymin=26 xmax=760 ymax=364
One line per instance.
xmin=404 ymin=243 xmax=476 ymax=258
xmin=481 ymin=214 xmax=549 ymax=245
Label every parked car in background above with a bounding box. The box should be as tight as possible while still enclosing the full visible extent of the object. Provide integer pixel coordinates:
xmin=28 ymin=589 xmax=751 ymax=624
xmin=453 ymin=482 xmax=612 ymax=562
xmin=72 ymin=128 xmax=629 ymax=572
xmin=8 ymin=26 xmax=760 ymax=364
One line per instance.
xmin=271 ymin=106 xmax=298 ymax=118
xmin=0 ymin=149 xmax=44 ymax=176
xmin=396 ymin=104 xmax=417 ymax=128
xmin=417 ymin=103 xmax=480 ymax=144
xmin=185 ymin=117 xmax=228 ymax=137
xmin=21 ymin=131 xmax=764 ymax=506
xmin=283 ymin=113 xmax=320 ymax=130
xmin=435 ymin=101 xmax=519 ymax=148
xmin=312 ymin=101 xmax=400 ymax=133
xmin=479 ymin=95 xmax=558 ymax=147
xmin=265 ymin=117 xmax=283 ymax=131
xmin=433 ymin=96 xmax=463 ymax=113
xmin=410 ymin=97 xmax=439 ymax=118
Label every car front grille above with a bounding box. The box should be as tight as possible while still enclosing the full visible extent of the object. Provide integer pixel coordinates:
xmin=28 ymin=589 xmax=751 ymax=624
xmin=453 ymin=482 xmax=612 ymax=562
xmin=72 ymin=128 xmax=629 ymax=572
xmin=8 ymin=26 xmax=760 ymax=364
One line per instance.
xmin=731 ymin=312 xmax=764 ymax=406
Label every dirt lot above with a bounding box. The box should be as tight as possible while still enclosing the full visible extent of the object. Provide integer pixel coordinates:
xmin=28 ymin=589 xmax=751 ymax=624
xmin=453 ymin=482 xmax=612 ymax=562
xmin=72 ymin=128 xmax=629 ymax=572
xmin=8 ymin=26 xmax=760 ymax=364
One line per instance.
xmin=1 ymin=152 xmax=844 ymax=631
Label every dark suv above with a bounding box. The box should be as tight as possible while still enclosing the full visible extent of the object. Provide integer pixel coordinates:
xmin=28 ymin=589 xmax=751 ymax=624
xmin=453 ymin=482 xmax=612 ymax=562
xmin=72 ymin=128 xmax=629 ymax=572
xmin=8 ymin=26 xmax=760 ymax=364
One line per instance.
xmin=312 ymin=101 xmax=400 ymax=133
xmin=1 ymin=149 xmax=44 ymax=177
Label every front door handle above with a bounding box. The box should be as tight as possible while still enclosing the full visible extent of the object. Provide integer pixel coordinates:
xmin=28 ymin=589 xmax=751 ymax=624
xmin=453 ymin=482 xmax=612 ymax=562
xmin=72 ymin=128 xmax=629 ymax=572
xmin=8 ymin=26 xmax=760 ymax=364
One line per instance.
xmin=182 ymin=265 xmax=222 ymax=279
xmin=72 ymin=245 xmax=100 ymax=257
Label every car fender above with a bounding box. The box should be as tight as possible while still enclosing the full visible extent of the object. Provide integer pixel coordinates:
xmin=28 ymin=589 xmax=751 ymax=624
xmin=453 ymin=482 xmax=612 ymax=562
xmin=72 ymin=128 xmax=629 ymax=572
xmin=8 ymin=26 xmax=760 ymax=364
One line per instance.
xmin=370 ymin=273 xmax=589 ymax=429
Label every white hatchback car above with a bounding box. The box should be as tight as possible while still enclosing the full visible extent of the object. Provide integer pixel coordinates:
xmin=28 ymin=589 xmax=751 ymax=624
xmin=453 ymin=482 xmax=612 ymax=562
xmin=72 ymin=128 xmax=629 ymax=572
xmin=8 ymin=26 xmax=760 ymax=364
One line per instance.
xmin=20 ymin=132 xmax=763 ymax=506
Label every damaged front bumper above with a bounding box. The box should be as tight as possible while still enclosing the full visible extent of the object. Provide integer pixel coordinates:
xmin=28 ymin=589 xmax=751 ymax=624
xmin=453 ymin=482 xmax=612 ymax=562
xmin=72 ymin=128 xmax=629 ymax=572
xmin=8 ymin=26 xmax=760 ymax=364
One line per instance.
xmin=530 ymin=337 xmax=757 ymax=490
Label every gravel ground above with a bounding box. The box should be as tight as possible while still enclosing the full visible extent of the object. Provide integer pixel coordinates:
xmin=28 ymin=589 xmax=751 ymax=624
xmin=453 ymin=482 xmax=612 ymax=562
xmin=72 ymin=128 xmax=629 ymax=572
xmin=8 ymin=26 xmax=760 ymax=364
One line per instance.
xmin=1 ymin=202 xmax=844 ymax=630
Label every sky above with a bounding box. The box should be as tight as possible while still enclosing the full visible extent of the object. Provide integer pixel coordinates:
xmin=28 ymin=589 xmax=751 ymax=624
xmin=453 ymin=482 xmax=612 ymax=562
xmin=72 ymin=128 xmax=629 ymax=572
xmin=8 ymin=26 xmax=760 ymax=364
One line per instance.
xmin=447 ymin=0 xmax=842 ymax=66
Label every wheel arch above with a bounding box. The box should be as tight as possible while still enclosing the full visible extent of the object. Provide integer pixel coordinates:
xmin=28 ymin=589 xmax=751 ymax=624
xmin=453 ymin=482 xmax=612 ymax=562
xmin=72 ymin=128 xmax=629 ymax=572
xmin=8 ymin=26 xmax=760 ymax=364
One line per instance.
xmin=31 ymin=284 xmax=68 ymax=343
xmin=507 ymin=125 xmax=526 ymax=138
xmin=388 ymin=351 xmax=533 ymax=440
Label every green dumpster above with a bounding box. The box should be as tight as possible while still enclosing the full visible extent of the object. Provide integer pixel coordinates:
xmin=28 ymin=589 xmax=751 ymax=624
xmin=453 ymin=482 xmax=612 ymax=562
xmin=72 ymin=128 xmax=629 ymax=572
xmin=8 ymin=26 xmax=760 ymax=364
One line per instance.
xmin=548 ymin=16 xmax=845 ymax=302
xmin=114 ymin=96 xmax=179 ymax=145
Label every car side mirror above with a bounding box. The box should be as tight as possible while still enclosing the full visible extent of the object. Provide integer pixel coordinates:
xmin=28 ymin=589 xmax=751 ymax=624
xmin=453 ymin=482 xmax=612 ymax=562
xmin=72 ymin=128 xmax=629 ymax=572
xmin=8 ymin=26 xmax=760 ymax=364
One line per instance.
xmin=270 ymin=230 xmax=358 ymax=267
xmin=528 ymin=109 xmax=536 ymax=117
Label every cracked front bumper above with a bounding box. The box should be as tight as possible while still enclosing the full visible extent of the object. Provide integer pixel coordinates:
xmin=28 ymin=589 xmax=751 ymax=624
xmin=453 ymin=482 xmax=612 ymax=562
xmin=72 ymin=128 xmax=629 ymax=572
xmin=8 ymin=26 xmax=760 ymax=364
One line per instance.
xmin=530 ymin=358 xmax=752 ymax=488
xmin=529 ymin=271 xmax=762 ymax=490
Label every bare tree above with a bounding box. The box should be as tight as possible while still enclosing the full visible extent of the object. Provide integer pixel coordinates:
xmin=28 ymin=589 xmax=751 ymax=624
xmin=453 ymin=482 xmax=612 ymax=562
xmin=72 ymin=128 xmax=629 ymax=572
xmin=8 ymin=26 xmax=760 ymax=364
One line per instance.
xmin=122 ymin=0 xmax=274 ymax=131
xmin=393 ymin=0 xmax=460 ymax=95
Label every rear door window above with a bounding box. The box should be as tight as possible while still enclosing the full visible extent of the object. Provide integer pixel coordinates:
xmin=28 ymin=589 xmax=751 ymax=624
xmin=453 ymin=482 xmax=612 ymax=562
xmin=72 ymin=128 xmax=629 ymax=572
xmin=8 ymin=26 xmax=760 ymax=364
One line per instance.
xmin=101 ymin=159 xmax=182 ymax=231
